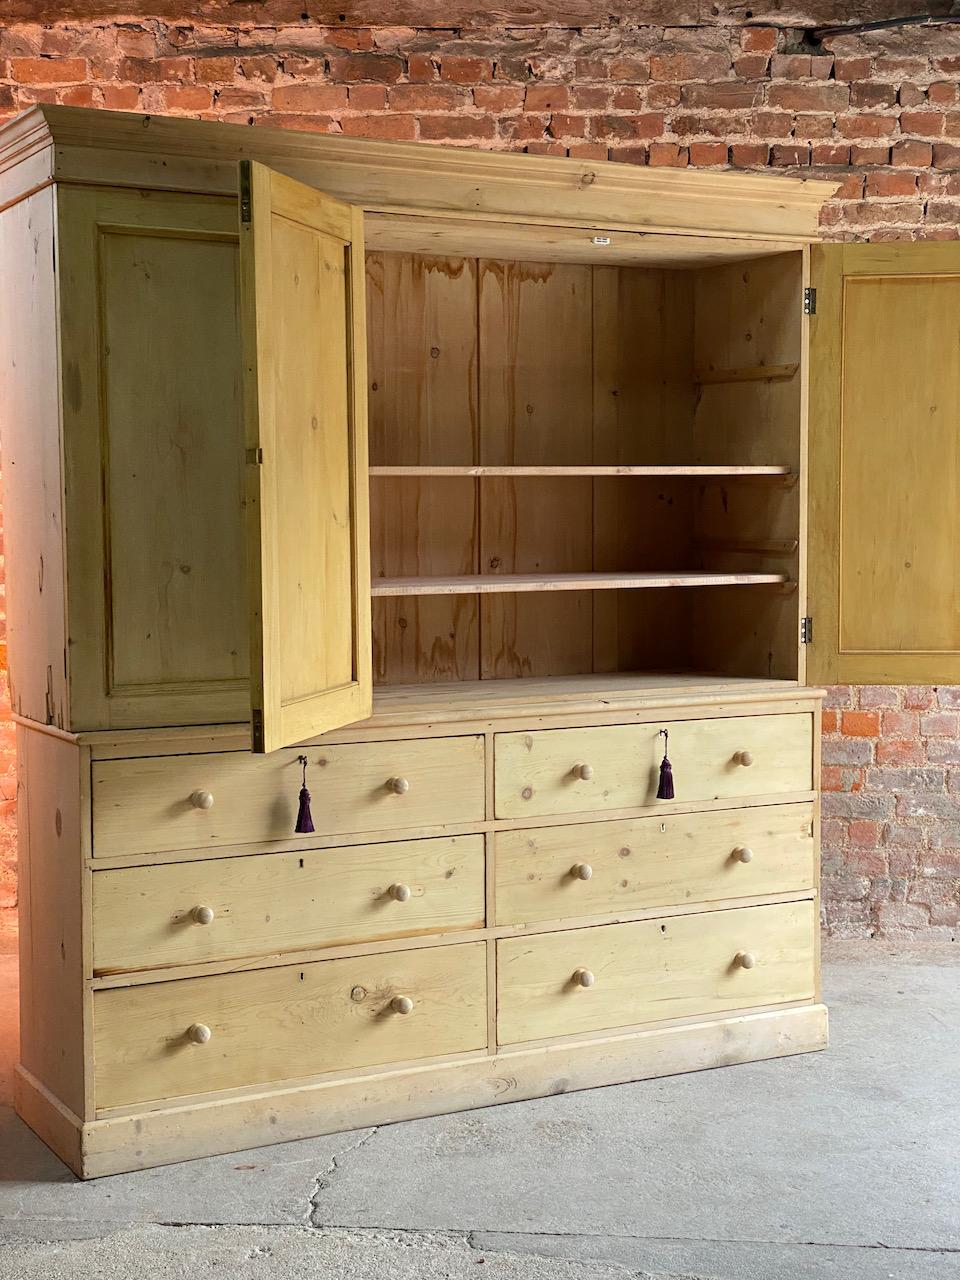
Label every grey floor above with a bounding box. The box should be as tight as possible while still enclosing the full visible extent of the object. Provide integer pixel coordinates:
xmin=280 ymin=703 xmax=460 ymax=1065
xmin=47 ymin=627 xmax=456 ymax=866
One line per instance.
xmin=0 ymin=941 xmax=957 ymax=1279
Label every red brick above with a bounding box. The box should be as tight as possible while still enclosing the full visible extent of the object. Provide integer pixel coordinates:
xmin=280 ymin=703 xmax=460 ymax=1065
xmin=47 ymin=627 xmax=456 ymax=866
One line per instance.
xmin=549 ymin=114 xmax=586 ymax=138
xmin=569 ymin=86 xmax=609 ymax=111
xmin=328 ymin=54 xmax=404 ymax=83
xmin=338 ymin=113 xmax=415 ymax=139
xmin=867 ymin=171 xmax=919 ymax=197
xmin=898 ymin=83 xmax=926 ymax=108
xmin=822 ymin=709 xmax=839 ymax=733
xmin=524 ymin=84 xmax=568 ymax=112
xmin=934 ymin=142 xmax=960 ymax=169
xmin=771 ymin=143 xmax=810 ymax=166
xmin=440 ymin=55 xmax=492 ymax=84
xmin=418 ymin=113 xmax=497 ymax=140
xmin=681 ymin=81 xmax=763 ymax=109
xmin=648 ymin=142 xmax=688 ymax=167
xmin=163 ymin=85 xmax=211 ymax=111
xmin=812 ymin=143 xmax=851 ymax=166
xmin=741 ymin=26 xmax=778 ymax=53
xmin=611 ymin=87 xmax=644 ymax=111
xmin=567 ymin=142 xmax=609 ymax=161
xmin=851 ymin=143 xmax=891 ymax=165
xmin=836 ymin=113 xmax=897 ymax=138
xmin=768 ymin=82 xmax=848 ymax=112
xmin=851 ymin=82 xmax=896 ymax=108
xmin=272 ymin=84 xmax=348 ymax=112
xmin=593 ymin=113 xmax=663 ymax=141
xmin=406 ymin=52 xmax=435 ymax=82
xmin=906 ymin=687 xmax=937 ymax=709
xmin=58 ymin=85 xmax=99 ymax=107
xmin=474 ymin=84 xmax=524 ymax=111
xmin=893 ymin=139 xmax=934 ymax=166
xmin=102 ymin=84 xmax=141 ymax=110
xmin=849 ymin=820 xmax=881 ymax=849
xmin=929 ymin=82 xmax=958 ymax=107
xmin=900 ymin=111 xmax=945 ymax=137
xmin=731 ymin=142 xmax=769 ymax=166
xmin=348 ymin=84 xmax=387 ymax=111
xmin=688 ymin=142 xmax=728 ymax=166
xmin=195 ymin=56 xmax=236 ymax=84
xmin=608 ymin=56 xmax=649 ymax=82
xmin=843 ymin=711 xmax=881 ymax=737
xmin=734 ymin=55 xmax=768 ymax=79
xmin=876 ymin=740 xmax=925 ymax=766
xmin=10 ymin=56 xmax=86 ymax=84
xmin=388 ymin=83 xmax=463 ymax=111
xmin=646 ymin=83 xmax=681 ymax=109
xmin=834 ymin=57 xmax=871 ymax=80
xmin=649 ymin=52 xmax=729 ymax=82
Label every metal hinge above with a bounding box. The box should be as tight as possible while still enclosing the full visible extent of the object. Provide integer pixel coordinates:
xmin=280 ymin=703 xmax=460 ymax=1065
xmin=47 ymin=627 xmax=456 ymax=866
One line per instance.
xmin=251 ymin=708 xmax=264 ymax=754
xmin=803 ymin=287 xmax=817 ymax=315
xmin=801 ymin=615 xmax=813 ymax=644
xmin=239 ymin=160 xmax=252 ymax=224
xmin=246 ymin=446 xmax=263 ymax=465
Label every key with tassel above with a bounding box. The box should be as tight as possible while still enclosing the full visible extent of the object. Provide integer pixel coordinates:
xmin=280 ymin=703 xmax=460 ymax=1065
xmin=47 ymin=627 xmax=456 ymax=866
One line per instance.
xmin=656 ymin=729 xmax=675 ymax=800
xmin=295 ymin=753 xmax=315 ymax=834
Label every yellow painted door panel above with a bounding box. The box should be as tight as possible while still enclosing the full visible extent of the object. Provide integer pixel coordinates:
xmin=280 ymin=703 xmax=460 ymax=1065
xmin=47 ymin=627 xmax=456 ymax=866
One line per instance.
xmin=808 ymin=242 xmax=960 ymax=683
xmin=241 ymin=161 xmax=372 ymax=752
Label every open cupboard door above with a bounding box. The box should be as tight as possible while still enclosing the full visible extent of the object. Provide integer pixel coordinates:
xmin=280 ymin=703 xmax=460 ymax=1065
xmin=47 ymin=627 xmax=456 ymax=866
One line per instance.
xmin=240 ymin=160 xmax=372 ymax=752
xmin=807 ymin=242 xmax=960 ymax=686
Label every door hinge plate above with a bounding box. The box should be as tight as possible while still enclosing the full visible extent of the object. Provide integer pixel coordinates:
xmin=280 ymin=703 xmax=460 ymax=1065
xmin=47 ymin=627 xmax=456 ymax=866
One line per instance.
xmin=803 ymin=287 xmax=817 ymax=315
xmin=239 ymin=159 xmax=252 ymax=224
xmin=246 ymin=446 xmax=263 ymax=465
xmin=801 ymin=615 xmax=813 ymax=644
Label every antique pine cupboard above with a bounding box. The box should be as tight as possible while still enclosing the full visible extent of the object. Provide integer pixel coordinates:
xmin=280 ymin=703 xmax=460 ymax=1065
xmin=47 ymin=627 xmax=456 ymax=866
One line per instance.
xmin=1 ymin=105 xmax=956 ymax=1178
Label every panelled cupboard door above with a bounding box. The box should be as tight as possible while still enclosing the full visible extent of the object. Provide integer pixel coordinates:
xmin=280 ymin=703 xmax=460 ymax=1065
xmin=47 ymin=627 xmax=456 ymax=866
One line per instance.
xmin=240 ymin=161 xmax=372 ymax=752
xmin=807 ymin=243 xmax=960 ymax=684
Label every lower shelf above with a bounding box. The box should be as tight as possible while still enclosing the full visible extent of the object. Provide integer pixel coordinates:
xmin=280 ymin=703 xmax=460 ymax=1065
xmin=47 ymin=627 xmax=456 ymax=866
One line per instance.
xmin=16 ymin=1003 xmax=828 ymax=1179
xmin=371 ymin=571 xmax=790 ymax=597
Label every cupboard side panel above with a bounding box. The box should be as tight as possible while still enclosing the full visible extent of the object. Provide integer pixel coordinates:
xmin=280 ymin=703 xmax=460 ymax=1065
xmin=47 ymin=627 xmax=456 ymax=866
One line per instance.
xmin=689 ymin=253 xmax=803 ymax=680
xmin=367 ymin=252 xmax=480 ymax=683
xmin=479 ymin=260 xmax=594 ymax=678
xmin=17 ymin=726 xmax=88 ymax=1119
xmin=0 ymin=188 xmax=69 ymax=728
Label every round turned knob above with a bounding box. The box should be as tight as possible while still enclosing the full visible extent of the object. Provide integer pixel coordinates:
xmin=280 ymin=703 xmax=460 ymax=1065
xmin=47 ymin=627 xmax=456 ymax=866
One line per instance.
xmin=733 ymin=847 xmax=754 ymax=864
xmin=572 ymin=763 xmax=594 ymax=781
xmin=389 ymin=883 xmax=412 ymax=903
xmin=734 ymin=751 xmax=754 ymax=767
xmin=572 ymin=967 xmax=595 ymax=988
xmin=186 ymin=1022 xmax=212 ymax=1044
xmin=735 ymin=951 xmax=757 ymax=970
xmin=190 ymin=790 xmax=214 ymax=810
xmin=191 ymin=905 xmax=215 ymax=925
xmin=390 ymin=995 xmax=414 ymax=1015
xmin=570 ymin=863 xmax=593 ymax=881
xmin=386 ymin=777 xmax=410 ymax=795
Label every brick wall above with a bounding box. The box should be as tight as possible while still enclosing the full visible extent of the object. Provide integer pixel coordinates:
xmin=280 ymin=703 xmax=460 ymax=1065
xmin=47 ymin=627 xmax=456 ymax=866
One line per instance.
xmin=0 ymin=8 xmax=959 ymax=940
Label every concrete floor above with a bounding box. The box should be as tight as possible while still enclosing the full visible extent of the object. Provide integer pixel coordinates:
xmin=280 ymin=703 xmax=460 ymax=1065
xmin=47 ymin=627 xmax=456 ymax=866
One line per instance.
xmin=0 ymin=942 xmax=957 ymax=1280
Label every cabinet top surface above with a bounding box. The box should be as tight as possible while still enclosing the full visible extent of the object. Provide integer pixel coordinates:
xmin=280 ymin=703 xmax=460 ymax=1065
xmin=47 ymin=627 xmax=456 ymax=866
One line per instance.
xmin=0 ymin=104 xmax=839 ymax=242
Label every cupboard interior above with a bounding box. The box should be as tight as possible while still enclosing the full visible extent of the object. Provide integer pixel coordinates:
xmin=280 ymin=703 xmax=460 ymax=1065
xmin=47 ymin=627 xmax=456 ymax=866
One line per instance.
xmin=365 ymin=245 xmax=804 ymax=690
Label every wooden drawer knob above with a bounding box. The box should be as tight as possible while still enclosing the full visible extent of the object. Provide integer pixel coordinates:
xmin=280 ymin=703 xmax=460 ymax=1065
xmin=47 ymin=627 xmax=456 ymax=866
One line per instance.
xmin=390 ymin=995 xmax=414 ymax=1015
xmin=186 ymin=1022 xmax=212 ymax=1044
xmin=572 ymin=763 xmax=594 ymax=781
xmin=734 ymin=751 xmax=754 ymax=767
xmin=571 ymin=862 xmax=593 ymax=881
xmin=389 ymin=882 xmax=412 ymax=903
xmin=572 ymin=967 xmax=595 ymax=988
xmin=733 ymin=847 xmax=754 ymax=864
xmin=191 ymin=905 xmax=215 ymax=925
xmin=190 ymin=790 xmax=214 ymax=810
xmin=386 ymin=776 xmax=410 ymax=795
xmin=735 ymin=951 xmax=757 ymax=970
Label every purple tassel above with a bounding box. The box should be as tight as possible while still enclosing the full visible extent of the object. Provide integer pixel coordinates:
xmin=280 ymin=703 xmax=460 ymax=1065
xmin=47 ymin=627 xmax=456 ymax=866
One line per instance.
xmin=656 ymin=730 xmax=675 ymax=801
xmin=295 ymin=754 xmax=315 ymax=834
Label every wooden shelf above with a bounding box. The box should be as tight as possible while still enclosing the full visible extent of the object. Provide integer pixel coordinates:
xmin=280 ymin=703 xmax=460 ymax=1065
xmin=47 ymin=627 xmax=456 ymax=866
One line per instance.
xmin=369 ymin=464 xmax=793 ymax=478
xmin=372 ymin=571 xmax=790 ymax=597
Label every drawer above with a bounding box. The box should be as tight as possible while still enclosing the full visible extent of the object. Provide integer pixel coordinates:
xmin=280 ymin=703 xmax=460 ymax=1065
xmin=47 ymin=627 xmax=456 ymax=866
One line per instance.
xmin=92 ymin=735 xmax=485 ymax=858
xmin=494 ymin=714 xmax=812 ymax=819
xmin=495 ymin=804 xmax=814 ymax=927
xmin=94 ymin=941 xmax=488 ymax=1109
xmin=92 ymin=835 xmax=485 ymax=974
xmin=496 ymin=900 xmax=815 ymax=1045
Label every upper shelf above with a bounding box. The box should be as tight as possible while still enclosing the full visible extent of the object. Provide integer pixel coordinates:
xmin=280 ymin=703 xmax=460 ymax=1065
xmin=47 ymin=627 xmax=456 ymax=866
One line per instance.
xmin=372 ymin=571 xmax=790 ymax=597
xmin=369 ymin=465 xmax=793 ymax=478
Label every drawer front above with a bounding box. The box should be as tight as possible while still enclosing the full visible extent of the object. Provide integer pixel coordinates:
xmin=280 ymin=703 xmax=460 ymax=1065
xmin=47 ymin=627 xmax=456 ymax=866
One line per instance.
xmin=496 ymin=900 xmax=815 ymax=1045
xmin=92 ymin=735 xmax=485 ymax=858
xmin=93 ymin=835 xmax=485 ymax=974
xmin=94 ymin=941 xmax=487 ymax=1108
xmin=496 ymin=804 xmax=815 ymax=926
xmin=495 ymin=714 xmax=812 ymax=819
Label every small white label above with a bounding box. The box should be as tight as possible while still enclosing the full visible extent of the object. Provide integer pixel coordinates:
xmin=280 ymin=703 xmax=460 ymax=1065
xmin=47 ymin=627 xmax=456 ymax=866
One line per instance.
xmin=591 ymin=236 xmax=612 ymax=246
